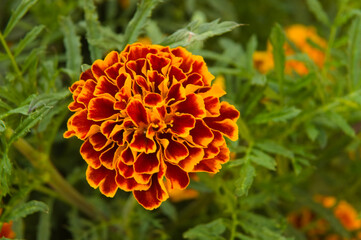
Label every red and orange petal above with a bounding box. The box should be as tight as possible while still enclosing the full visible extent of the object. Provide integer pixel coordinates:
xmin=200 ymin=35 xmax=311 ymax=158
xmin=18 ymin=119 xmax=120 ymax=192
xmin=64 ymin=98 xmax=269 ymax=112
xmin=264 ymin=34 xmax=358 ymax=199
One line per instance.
xmin=0 ymin=221 xmax=16 ymax=239
xmin=64 ymin=42 xmax=239 ymax=210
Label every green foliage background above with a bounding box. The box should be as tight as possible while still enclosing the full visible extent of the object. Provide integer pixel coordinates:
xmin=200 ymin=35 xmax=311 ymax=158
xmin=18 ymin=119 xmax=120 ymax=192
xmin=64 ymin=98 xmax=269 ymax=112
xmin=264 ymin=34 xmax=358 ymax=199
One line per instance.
xmin=1 ymin=0 xmax=361 ymax=239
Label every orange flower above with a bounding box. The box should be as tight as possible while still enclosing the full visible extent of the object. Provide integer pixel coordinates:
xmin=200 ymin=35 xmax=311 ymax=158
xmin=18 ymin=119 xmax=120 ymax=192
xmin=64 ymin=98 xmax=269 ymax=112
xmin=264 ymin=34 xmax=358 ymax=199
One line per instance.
xmin=64 ymin=43 xmax=239 ymax=210
xmin=0 ymin=221 xmax=16 ymax=239
xmin=253 ymin=24 xmax=326 ymax=75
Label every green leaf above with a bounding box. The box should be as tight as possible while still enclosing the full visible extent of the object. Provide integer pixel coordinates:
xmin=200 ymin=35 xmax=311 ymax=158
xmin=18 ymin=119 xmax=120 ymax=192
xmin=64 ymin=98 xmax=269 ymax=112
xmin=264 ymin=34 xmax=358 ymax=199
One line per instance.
xmin=305 ymin=123 xmax=319 ymax=141
xmin=0 ymin=105 xmax=29 ymax=120
xmin=160 ymin=19 xmax=240 ymax=48
xmin=328 ymin=112 xmax=355 ymax=137
xmin=250 ymin=149 xmax=276 ymax=170
xmin=60 ymin=16 xmax=82 ymax=81
xmin=4 ymin=200 xmax=48 ymax=222
xmin=37 ymin=199 xmax=53 ymax=240
xmin=270 ymin=23 xmax=285 ymax=94
xmin=235 ymin=163 xmax=255 ymax=197
xmin=306 ymin=0 xmax=330 ymax=25
xmin=348 ymin=16 xmax=361 ymax=88
xmin=0 ymin=150 xmax=12 ymax=196
xmin=183 ymin=219 xmax=226 ymax=240
xmin=81 ymin=0 xmax=103 ymax=60
xmin=255 ymin=140 xmax=294 ymax=159
xmin=8 ymin=106 xmax=51 ymax=145
xmin=121 ymin=0 xmax=162 ymax=49
xmin=3 ymin=0 xmax=39 ymax=38
xmin=0 ymin=120 xmax=5 ymax=132
xmin=159 ymin=201 xmax=177 ymax=222
xmin=14 ymin=25 xmax=44 ymax=56
xmin=251 ymin=107 xmax=301 ymax=124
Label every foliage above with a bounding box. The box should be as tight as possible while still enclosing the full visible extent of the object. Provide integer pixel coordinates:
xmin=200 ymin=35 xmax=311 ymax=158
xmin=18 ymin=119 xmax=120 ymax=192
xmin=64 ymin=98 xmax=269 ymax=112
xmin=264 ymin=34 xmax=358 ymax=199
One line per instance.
xmin=1 ymin=0 xmax=361 ymax=239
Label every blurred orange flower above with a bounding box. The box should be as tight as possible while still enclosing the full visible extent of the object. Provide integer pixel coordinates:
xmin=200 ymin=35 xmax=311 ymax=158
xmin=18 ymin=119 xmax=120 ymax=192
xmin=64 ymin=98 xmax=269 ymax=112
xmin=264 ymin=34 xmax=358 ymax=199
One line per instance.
xmin=0 ymin=221 xmax=15 ymax=239
xmin=64 ymin=43 xmax=239 ymax=210
xmin=253 ymin=24 xmax=326 ymax=75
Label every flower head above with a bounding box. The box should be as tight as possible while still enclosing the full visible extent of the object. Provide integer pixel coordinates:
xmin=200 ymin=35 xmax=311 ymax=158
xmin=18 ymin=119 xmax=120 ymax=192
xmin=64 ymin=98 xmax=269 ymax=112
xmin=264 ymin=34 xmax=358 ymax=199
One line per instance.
xmin=253 ymin=24 xmax=326 ymax=75
xmin=64 ymin=43 xmax=239 ymax=209
xmin=0 ymin=221 xmax=15 ymax=239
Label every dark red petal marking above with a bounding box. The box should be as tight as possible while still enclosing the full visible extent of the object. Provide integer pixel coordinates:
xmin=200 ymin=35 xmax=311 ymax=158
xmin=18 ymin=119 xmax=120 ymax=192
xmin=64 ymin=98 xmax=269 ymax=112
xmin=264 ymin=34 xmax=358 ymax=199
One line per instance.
xmin=117 ymin=160 xmax=134 ymax=178
xmin=165 ymin=163 xmax=190 ymax=189
xmin=170 ymin=114 xmax=195 ymax=137
xmin=104 ymin=62 xmax=122 ymax=80
xmin=129 ymin=130 xmax=157 ymax=154
xmin=133 ymin=174 xmax=168 ymax=210
xmin=127 ymin=59 xmax=146 ymax=77
xmin=120 ymin=146 xmax=135 ymax=165
xmin=94 ymin=76 xmax=119 ymax=97
xmin=134 ymin=152 xmax=160 ymax=174
xmin=126 ymin=99 xmax=148 ymax=126
xmin=116 ymin=172 xmax=150 ymax=191
xmin=99 ymin=144 xmax=117 ymax=169
xmin=182 ymin=73 xmax=203 ymax=87
xmin=204 ymin=96 xmax=220 ymax=116
xmin=160 ymin=137 xmax=189 ymax=163
xmin=168 ymin=66 xmax=186 ymax=83
xmin=148 ymin=54 xmax=171 ymax=75
xmin=91 ymin=51 xmax=119 ymax=79
xmin=127 ymin=45 xmax=157 ymax=60
xmin=191 ymin=56 xmax=214 ymax=86
xmin=77 ymin=80 xmax=96 ymax=107
xmin=70 ymin=110 xmax=99 ymax=139
xmin=86 ymin=165 xmax=108 ymax=188
xmin=147 ymin=70 xmax=165 ymax=93
xmin=135 ymin=75 xmax=150 ymax=91
xmin=165 ymin=82 xmax=186 ymax=105
xmin=99 ymin=169 xmax=118 ymax=197
xmin=178 ymin=146 xmax=204 ymax=172
xmin=204 ymin=119 xmax=238 ymax=141
xmin=89 ymin=132 xmax=109 ymax=151
xmin=68 ymin=101 xmax=85 ymax=111
xmin=188 ymin=119 xmax=214 ymax=147
xmin=80 ymin=139 xmax=102 ymax=169
xmin=80 ymin=69 xmax=95 ymax=81
xmin=88 ymin=97 xmax=118 ymax=121
xmin=144 ymin=93 xmax=162 ymax=107
xmin=174 ymin=93 xmax=206 ymax=118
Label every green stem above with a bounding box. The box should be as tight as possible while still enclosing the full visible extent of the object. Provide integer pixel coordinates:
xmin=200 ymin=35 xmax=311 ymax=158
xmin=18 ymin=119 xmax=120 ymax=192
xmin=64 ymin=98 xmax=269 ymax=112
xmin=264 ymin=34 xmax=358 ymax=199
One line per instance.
xmin=0 ymin=31 xmax=24 ymax=83
xmin=5 ymin=128 xmax=107 ymax=221
xmin=229 ymin=212 xmax=238 ymax=240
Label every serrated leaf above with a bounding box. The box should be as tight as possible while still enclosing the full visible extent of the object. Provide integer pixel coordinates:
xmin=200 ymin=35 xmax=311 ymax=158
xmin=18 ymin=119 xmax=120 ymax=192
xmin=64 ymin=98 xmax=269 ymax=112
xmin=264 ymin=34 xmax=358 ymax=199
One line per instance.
xmin=121 ymin=0 xmax=162 ymax=49
xmin=4 ymin=200 xmax=48 ymax=222
xmin=81 ymin=0 xmax=103 ymax=60
xmin=348 ymin=16 xmax=361 ymax=88
xmin=160 ymin=19 xmax=240 ymax=48
xmin=328 ymin=112 xmax=355 ymax=137
xmin=183 ymin=219 xmax=226 ymax=240
xmin=306 ymin=0 xmax=330 ymax=25
xmin=8 ymin=106 xmax=51 ymax=145
xmin=13 ymin=25 xmax=44 ymax=56
xmin=0 ymin=105 xmax=29 ymax=120
xmin=3 ymin=0 xmax=38 ymax=38
xmin=0 ymin=150 xmax=12 ymax=196
xmin=270 ymin=23 xmax=285 ymax=92
xmin=60 ymin=16 xmax=82 ymax=81
xmin=250 ymin=149 xmax=276 ymax=170
xmin=37 ymin=199 xmax=53 ymax=240
xmin=251 ymin=107 xmax=301 ymax=124
xmin=235 ymin=163 xmax=255 ymax=197
xmin=28 ymin=90 xmax=70 ymax=113
xmin=255 ymin=140 xmax=294 ymax=159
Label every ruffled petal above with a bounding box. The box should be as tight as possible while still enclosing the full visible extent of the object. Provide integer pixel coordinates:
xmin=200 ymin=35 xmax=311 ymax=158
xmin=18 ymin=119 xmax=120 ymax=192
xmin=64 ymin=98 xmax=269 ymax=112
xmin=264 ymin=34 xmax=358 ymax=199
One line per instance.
xmin=88 ymin=96 xmax=119 ymax=121
xmin=187 ymin=119 xmax=214 ymax=147
xmin=86 ymin=166 xmax=118 ymax=197
xmin=174 ymin=93 xmax=206 ymax=118
xmin=129 ymin=130 xmax=157 ymax=154
xmin=134 ymin=152 xmax=160 ymax=174
xmin=169 ymin=114 xmax=195 ymax=137
xmin=80 ymin=139 xmax=102 ymax=169
xmin=165 ymin=162 xmax=190 ymax=189
xmin=126 ymin=99 xmax=149 ymax=126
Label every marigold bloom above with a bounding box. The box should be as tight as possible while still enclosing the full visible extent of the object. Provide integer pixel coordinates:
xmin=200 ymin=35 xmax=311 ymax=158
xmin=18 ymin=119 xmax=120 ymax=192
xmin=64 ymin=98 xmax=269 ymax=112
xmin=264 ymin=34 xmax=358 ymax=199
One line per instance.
xmin=64 ymin=43 xmax=239 ymax=209
xmin=253 ymin=24 xmax=326 ymax=75
xmin=0 ymin=221 xmax=16 ymax=239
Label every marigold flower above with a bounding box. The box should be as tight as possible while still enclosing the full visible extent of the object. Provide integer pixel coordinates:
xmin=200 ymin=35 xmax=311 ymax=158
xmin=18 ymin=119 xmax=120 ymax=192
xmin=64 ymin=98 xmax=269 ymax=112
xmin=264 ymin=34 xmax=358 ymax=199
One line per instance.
xmin=253 ymin=24 xmax=326 ymax=75
xmin=64 ymin=43 xmax=239 ymax=210
xmin=0 ymin=221 xmax=16 ymax=239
